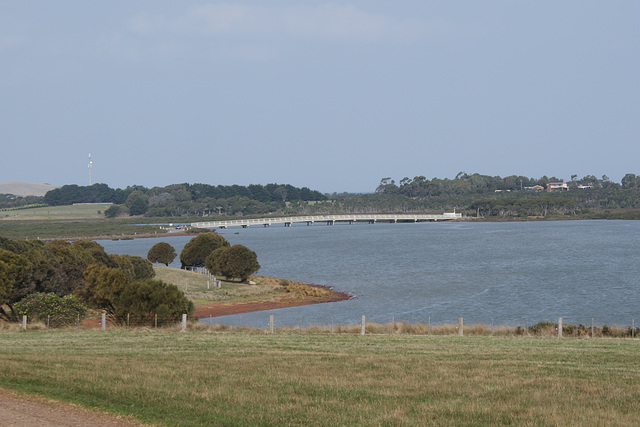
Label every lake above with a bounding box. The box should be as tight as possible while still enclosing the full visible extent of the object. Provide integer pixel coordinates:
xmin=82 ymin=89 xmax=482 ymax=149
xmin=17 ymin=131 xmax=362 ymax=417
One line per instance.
xmin=98 ymin=220 xmax=640 ymax=328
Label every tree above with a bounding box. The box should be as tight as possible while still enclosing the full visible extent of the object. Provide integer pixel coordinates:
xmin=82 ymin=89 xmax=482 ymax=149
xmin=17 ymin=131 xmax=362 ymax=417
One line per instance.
xmin=76 ymin=265 xmax=130 ymax=316
xmin=147 ymin=242 xmax=177 ymax=266
xmin=179 ymin=233 xmax=230 ymax=269
xmin=0 ymin=249 xmax=30 ymax=320
xmin=125 ymin=191 xmax=148 ymax=216
xmin=124 ymin=255 xmax=155 ymax=279
xmin=104 ymin=205 xmax=125 ymax=218
xmin=205 ymin=244 xmax=260 ymax=282
xmin=114 ymin=279 xmax=194 ymax=324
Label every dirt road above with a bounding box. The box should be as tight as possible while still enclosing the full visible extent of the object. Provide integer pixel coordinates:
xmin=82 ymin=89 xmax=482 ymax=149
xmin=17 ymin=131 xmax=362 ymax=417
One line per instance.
xmin=0 ymin=388 xmax=145 ymax=426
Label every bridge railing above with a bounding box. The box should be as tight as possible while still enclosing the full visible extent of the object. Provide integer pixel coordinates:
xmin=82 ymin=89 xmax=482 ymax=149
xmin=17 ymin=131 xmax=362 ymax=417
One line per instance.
xmin=192 ymin=213 xmax=461 ymax=229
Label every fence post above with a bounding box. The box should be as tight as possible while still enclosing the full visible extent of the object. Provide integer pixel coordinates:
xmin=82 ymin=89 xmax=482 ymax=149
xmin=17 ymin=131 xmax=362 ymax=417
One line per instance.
xmin=392 ymin=316 xmax=395 ymax=335
xmin=155 ymin=313 xmax=158 ymax=329
xmin=47 ymin=315 xmax=50 ymax=330
xmin=361 ymin=315 xmax=366 ymax=336
xmin=181 ymin=313 xmax=187 ymax=332
xmin=591 ymin=318 xmax=594 ymax=338
xmin=633 ymin=318 xmax=635 ymax=339
xmin=458 ymin=317 xmax=463 ymax=337
xmin=558 ymin=317 xmax=563 ymax=339
xmin=428 ymin=316 xmax=430 ymax=336
xmin=77 ymin=314 xmax=80 ymax=328
xmin=127 ymin=313 xmax=130 ymax=330
xmin=101 ymin=313 xmax=106 ymax=331
xmin=269 ymin=315 xmax=274 ymax=334
xmin=22 ymin=315 xmax=27 ymax=331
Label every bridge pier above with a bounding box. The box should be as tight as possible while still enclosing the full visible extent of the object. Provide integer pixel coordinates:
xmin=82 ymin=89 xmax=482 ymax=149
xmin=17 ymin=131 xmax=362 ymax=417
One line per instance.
xmin=307 ymin=221 xmax=313 ymax=226
xmin=368 ymin=220 xmax=376 ymax=224
xmin=263 ymin=223 xmax=270 ymax=227
xmin=242 ymin=225 xmax=248 ymax=228
xmin=327 ymin=220 xmax=335 ymax=226
xmin=284 ymin=222 xmax=292 ymax=227
xmin=389 ymin=219 xmax=397 ymax=223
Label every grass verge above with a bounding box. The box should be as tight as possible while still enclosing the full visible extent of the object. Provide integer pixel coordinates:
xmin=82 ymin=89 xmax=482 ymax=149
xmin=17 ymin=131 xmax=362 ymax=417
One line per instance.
xmin=0 ymin=330 xmax=639 ymax=426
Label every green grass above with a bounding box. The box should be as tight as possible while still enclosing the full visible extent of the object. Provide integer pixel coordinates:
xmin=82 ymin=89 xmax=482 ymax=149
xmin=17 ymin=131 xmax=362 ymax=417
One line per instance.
xmin=0 ymin=330 xmax=639 ymax=426
xmin=0 ymin=204 xmax=108 ymax=220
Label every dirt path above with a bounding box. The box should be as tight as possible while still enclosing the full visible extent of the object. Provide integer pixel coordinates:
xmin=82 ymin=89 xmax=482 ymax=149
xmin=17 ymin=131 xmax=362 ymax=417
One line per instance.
xmin=0 ymin=388 xmax=145 ymax=426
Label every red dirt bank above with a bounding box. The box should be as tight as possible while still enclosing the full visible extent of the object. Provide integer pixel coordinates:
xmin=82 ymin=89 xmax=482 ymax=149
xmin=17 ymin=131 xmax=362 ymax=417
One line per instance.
xmin=194 ymin=288 xmax=351 ymax=318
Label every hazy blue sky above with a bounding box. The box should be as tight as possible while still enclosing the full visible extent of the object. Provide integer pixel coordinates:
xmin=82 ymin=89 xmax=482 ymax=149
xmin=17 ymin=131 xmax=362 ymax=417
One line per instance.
xmin=2 ymin=1 xmax=639 ymax=193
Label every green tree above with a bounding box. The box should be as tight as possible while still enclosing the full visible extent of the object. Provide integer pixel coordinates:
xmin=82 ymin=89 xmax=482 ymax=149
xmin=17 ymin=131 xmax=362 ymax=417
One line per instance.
xmin=205 ymin=244 xmax=260 ymax=282
xmin=147 ymin=242 xmax=177 ymax=266
xmin=179 ymin=233 xmax=230 ymax=269
xmin=125 ymin=190 xmax=148 ymax=216
xmin=76 ymin=265 xmax=130 ymax=317
xmin=123 ymin=255 xmax=155 ymax=279
xmin=0 ymin=249 xmax=31 ymax=320
xmin=104 ymin=205 xmax=125 ymax=218
xmin=114 ymin=279 xmax=194 ymax=324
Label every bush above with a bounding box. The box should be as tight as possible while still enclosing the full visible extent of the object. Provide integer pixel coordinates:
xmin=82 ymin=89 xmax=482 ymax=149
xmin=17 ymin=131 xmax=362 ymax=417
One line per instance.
xmin=14 ymin=292 xmax=86 ymax=327
xmin=114 ymin=279 xmax=194 ymax=324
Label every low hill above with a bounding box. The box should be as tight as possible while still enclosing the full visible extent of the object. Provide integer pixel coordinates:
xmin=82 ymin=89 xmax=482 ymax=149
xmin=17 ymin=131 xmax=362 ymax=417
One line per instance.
xmin=0 ymin=182 xmax=58 ymax=197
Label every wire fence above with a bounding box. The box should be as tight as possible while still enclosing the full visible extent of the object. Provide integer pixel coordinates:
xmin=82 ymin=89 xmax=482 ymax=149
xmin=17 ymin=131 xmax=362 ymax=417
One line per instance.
xmin=6 ymin=314 xmax=639 ymax=339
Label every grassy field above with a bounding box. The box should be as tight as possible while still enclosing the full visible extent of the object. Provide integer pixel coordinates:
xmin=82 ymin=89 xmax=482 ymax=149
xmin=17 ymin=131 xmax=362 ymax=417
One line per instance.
xmin=0 ymin=205 xmax=183 ymax=239
xmin=0 ymin=204 xmax=109 ymax=220
xmin=0 ymin=330 xmax=639 ymax=426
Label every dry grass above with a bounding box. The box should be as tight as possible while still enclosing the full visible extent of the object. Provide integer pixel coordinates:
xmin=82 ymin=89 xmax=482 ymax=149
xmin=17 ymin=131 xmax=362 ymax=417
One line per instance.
xmin=1 ymin=329 xmax=639 ymax=426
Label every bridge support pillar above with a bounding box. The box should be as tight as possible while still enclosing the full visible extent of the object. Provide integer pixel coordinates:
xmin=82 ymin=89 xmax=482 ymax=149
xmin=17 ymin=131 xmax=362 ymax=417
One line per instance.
xmin=263 ymin=224 xmax=270 ymax=227
xmin=284 ymin=222 xmax=292 ymax=227
xmin=368 ymin=220 xmax=376 ymax=224
xmin=307 ymin=221 xmax=313 ymax=226
xmin=327 ymin=220 xmax=334 ymax=226
xmin=242 ymin=225 xmax=248 ymax=228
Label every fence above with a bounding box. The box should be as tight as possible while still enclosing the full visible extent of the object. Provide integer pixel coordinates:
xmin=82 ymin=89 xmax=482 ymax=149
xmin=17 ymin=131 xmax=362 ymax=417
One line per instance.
xmin=9 ymin=315 xmax=639 ymax=339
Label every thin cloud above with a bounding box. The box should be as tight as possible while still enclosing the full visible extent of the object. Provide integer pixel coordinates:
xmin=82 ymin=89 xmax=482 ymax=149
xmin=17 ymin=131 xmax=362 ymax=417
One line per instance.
xmin=130 ymin=3 xmax=428 ymax=42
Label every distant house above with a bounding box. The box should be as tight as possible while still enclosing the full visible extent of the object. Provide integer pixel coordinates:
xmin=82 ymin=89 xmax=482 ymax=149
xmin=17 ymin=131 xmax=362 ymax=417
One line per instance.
xmin=546 ymin=181 xmax=569 ymax=191
xmin=524 ymin=185 xmax=545 ymax=191
xmin=577 ymin=183 xmax=593 ymax=189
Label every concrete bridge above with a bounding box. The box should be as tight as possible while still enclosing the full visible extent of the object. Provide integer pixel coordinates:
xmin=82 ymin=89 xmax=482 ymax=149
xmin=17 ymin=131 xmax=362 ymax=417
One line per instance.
xmin=191 ymin=213 xmax=462 ymax=229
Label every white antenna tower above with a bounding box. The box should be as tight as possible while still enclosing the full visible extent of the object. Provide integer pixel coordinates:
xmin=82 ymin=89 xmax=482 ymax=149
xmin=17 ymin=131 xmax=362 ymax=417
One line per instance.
xmin=88 ymin=154 xmax=93 ymax=185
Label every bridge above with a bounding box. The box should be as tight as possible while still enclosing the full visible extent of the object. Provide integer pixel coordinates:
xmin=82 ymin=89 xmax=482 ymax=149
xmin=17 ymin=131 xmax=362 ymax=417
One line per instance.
xmin=191 ymin=213 xmax=462 ymax=229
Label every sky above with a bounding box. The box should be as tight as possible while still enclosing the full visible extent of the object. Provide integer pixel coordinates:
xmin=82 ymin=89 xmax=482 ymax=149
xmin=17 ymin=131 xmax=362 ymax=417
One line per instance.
xmin=2 ymin=1 xmax=639 ymax=193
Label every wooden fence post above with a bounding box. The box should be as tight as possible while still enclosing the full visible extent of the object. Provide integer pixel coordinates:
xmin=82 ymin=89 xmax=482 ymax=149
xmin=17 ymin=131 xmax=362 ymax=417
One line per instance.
xmin=558 ymin=317 xmax=563 ymax=339
xmin=458 ymin=317 xmax=463 ymax=337
xmin=269 ymin=315 xmax=274 ymax=334
xmin=101 ymin=313 xmax=106 ymax=331
xmin=155 ymin=313 xmax=158 ymax=329
xmin=361 ymin=315 xmax=366 ymax=336
xmin=22 ymin=315 xmax=27 ymax=331
xmin=181 ymin=314 xmax=187 ymax=332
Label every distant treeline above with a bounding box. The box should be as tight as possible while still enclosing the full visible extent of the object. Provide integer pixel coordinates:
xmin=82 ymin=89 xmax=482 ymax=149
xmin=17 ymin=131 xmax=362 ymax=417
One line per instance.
xmin=39 ymin=182 xmax=326 ymax=217
xmin=3 ymin=172 xmax=640 ymax=219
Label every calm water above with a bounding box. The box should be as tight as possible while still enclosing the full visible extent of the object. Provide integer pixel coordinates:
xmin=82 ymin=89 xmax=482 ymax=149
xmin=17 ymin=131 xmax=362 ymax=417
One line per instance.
xmin=98 ymin=220 xmax=640 ymax=327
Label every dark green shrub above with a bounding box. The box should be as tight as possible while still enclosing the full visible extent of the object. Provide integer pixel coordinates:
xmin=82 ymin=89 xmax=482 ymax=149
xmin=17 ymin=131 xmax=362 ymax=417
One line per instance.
xmin=14 ymin=292 xmax=86 ymax=327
